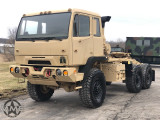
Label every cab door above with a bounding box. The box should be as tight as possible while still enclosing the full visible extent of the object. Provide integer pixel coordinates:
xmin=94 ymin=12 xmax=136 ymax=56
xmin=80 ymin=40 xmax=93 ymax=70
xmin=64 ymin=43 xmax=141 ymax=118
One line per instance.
xmin=72 ymin=14 xmax=93 ymax=65
xmin=92 ymin=17 xmax=104 ymax=56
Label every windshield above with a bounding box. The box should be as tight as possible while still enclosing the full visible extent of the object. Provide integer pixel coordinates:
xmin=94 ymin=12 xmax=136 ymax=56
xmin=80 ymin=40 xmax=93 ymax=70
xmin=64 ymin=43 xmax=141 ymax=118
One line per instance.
xmin=17 ymin=12 xmax=71 ymax=41
xmin=111 ymin=48 xmax=123 ymax=52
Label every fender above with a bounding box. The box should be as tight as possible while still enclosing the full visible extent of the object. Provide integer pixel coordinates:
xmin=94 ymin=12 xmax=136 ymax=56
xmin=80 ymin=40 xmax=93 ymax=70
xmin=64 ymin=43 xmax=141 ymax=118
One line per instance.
xmin=79 ymin=56 xmax=107 ymax=79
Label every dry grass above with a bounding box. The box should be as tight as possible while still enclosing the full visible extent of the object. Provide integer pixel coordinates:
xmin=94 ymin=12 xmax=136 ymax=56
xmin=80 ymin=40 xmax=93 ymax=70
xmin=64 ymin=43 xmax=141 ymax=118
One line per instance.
xmin=0 ymin=62 xmax=27 ymax=98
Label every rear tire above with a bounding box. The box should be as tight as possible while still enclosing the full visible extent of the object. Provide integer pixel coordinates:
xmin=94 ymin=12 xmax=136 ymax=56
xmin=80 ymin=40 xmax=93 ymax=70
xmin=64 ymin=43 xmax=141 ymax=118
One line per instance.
xmin=27 ymin=81 xmax=54 ymax=101
xmin=126 ymin=65 xmax=142 ymax=93
xmin=141 ymin=64 xmax=152 ymax=89
xmin=79 ymin=68 xmax=106 ymax=108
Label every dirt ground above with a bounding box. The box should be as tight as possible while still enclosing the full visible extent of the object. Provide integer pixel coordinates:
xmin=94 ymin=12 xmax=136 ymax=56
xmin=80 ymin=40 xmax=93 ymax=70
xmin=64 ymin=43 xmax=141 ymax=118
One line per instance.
xmin=0 ymin=62 xmax=27 ymax=98
xmin=0 ymin=67 xmax=160 ymax=120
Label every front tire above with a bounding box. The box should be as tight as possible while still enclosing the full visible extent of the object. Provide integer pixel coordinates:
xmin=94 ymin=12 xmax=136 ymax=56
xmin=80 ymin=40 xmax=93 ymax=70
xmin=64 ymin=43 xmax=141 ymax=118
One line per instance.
xmin=126 ymin=65 xmax=142 ymax=93
xmin=79 ymin=68 xmax=106 ymax=108
xmin=27 ymin=81 xmax=54 ymax=101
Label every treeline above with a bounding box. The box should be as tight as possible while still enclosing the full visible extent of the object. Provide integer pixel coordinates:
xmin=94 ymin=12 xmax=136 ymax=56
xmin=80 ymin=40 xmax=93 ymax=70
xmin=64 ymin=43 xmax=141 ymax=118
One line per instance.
xmin=108 ymin=38 xmax=126 ymax=49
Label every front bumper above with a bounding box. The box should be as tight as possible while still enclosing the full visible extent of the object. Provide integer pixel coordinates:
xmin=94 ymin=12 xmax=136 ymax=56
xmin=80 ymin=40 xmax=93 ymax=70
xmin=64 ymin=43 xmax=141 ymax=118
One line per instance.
xmin=10 ymin=65 xmax=84 ymax=86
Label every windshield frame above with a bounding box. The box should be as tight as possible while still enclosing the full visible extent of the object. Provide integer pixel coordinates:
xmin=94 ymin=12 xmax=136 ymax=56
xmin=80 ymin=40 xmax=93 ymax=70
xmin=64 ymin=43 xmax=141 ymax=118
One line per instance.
xmin=16 ymin=12 xmax=71 ymax=41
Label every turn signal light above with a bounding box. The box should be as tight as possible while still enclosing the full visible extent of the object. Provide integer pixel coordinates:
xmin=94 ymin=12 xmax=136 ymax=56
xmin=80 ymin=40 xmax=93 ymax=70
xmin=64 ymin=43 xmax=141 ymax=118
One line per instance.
xmin=10 ymin=67 xmax=14 ymax=72
xmin=63 ymin=70 xmax=68 ymax=76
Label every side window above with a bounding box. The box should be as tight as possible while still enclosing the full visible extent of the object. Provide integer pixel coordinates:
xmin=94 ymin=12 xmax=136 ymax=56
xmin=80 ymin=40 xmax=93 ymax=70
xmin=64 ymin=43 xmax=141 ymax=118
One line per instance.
xmin=94 ymin=18 xmax=100 ymax=37
xmin=73 ymin=15 xmax=90 ymax=37
xmin=144 ymin=40 xmax=150 ymax=46
xmin=73 ymin=15 xmax=79 ymax=37
xmin=136 ymin=40 xmax=142 ymax=46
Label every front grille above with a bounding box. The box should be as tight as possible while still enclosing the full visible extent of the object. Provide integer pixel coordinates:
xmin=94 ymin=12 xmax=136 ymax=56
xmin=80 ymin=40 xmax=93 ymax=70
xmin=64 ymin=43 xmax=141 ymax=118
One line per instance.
xmin=28 ymin=60 xmax=51 ymax=65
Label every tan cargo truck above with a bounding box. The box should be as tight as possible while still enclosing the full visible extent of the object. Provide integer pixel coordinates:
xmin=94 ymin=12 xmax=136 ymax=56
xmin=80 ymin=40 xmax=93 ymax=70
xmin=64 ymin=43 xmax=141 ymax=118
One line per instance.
xmin=10 ymin=9 xmax=155 ymax=108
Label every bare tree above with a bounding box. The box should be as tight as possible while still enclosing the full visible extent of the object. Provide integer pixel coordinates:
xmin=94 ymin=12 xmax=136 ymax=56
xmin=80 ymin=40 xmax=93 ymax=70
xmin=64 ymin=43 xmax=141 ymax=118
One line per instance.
xmin=3 ymin=27 xmax=17 ymax=61
xmin=108 ymin=38 xmax=126 ymax=49
xmin=8 ymin=27 xmax=17 ymax=44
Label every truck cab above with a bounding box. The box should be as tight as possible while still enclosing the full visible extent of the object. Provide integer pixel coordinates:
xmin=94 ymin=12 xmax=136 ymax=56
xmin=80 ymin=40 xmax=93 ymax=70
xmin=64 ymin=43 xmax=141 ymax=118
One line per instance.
xmin=15 ymin=9 xmax=107 ymax=66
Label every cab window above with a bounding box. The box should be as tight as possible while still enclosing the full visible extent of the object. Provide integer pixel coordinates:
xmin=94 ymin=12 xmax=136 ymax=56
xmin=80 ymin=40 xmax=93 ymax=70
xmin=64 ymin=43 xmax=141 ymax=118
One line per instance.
xmin=144 ymin=40 xmax=150 ymax=46
xmin=73 ymin=15 xmax=90 ymax=37
xmin=94 ymin=18 xmax=100 ymax=37
xmin=136 ymin=40 xmax=142 ymax=46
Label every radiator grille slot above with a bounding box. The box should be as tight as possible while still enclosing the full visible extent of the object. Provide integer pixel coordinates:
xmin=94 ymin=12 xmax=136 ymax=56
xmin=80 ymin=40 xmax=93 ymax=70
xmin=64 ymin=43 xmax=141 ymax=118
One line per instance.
xmin=28 ymin=60 xmax=51 ymax=65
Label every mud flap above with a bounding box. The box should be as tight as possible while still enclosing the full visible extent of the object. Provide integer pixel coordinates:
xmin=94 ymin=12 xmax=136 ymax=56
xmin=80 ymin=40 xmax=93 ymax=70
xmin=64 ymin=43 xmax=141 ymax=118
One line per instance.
xmin=152 ymin=70 xmax=155 ymax=81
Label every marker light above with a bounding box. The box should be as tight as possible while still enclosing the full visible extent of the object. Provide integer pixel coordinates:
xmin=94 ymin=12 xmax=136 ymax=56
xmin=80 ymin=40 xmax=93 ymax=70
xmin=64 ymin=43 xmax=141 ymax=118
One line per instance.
xmin=74 ymin=70 xmax=77 ymax=74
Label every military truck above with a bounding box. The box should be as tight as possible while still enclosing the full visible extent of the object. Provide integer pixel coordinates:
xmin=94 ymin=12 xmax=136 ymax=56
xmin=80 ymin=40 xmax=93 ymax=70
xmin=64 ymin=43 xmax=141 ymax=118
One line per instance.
xmin=111 ymin=45 xmax=124 ymax=52
xmin=126 ymin=37 xmax=160 ymax=64
xmin=10 ymin=9 xmax=155 ymax=108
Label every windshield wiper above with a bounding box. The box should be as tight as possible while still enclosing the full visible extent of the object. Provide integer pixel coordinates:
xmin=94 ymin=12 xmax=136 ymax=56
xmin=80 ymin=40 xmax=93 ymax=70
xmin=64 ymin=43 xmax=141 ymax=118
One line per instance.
xmin=17 ymin=38 xmax=37 ymax=41
xmin=17 ymin=36 xmax=68 ymax=41
xmin=39 ymin=37 xmax=65 ymax=41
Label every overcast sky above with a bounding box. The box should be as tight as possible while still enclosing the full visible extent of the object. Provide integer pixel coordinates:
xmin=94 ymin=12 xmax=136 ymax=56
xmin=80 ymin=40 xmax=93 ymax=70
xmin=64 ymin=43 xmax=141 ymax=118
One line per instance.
xmin=1 ymin=0 xmax=160 ymax=41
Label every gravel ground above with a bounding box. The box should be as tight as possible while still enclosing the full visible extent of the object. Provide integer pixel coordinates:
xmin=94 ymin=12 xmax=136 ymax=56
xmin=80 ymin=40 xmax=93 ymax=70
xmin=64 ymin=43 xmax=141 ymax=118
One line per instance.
xmin=0 ymin=68 xmax=159 ymax=120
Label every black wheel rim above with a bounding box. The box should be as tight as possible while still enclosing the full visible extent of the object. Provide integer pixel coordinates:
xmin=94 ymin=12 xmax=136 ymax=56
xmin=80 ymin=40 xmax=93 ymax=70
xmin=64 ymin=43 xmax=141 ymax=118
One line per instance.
xmin=40 ymin=86 xmax=50 ymax=94
xmin=92 ymin=77 xmax=103 ymax=103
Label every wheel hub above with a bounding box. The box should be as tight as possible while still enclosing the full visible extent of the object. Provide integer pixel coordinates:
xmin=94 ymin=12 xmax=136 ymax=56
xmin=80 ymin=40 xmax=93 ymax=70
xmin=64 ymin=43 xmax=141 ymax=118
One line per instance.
xmin=93 ymin=79 xmax=103 ymax=103
xmin=40 ymin=86 xmax=50 ymax=94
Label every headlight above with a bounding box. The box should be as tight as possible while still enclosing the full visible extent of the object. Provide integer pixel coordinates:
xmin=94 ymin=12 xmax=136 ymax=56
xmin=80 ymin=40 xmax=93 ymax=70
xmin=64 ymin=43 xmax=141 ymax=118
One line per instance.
xmin=15 ymin=67 xmax=20 ymax=73
xmin=56 ymin=69 xmax=62 ymax=76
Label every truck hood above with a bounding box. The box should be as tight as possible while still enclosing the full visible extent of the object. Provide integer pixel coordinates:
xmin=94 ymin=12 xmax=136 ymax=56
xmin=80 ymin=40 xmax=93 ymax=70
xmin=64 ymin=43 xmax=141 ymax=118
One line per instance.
xmin=15 ymin=39 xmax=69 ymax=56
xmin=15 ymin=39 xmax=71 ymax=66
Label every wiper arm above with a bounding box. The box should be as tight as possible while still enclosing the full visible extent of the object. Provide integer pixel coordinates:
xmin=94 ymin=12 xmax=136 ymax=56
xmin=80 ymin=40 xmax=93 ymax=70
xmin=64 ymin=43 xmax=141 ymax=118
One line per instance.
xmin=39 ymin=37 xmax=63 ymax=41
xmin=17 ymin=36 xmax=67 ymax=41
xmin=17 ymin=38 xmax=37 ymax=41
